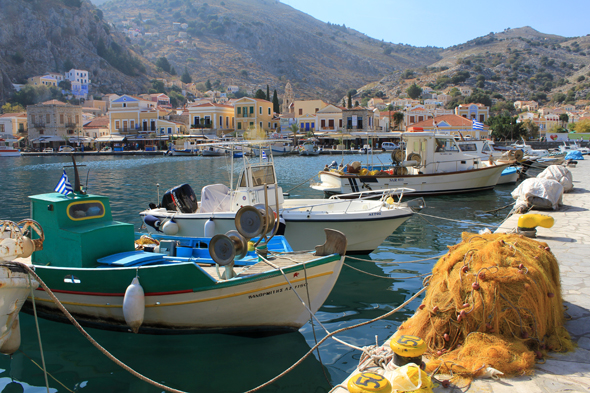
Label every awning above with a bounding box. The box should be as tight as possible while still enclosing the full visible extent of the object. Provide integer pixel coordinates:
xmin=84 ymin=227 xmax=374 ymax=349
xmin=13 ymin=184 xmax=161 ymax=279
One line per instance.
xmin=95 ymin=135 xmax=126 ymax=142
xmin=69 ymin=136 xmax=94 ymax=143
xmin=31 ymin=136 xmax=66 ymax=143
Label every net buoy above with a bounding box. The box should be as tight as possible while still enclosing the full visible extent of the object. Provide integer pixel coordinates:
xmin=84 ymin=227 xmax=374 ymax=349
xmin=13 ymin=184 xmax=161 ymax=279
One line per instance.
xmin=347 ymin=372 xmax=392 ymax=393
xmin=123 ymin=277 xmax=145 ymax=334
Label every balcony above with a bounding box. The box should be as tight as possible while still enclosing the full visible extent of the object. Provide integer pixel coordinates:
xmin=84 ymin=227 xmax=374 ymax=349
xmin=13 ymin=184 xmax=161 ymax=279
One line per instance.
xmin=65 ymin=123 xmax=77 ymax=128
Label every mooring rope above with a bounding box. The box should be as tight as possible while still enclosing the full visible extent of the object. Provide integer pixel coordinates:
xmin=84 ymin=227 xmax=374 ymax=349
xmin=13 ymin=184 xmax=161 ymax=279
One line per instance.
xmin=18 ymin=349 xmax=74 ymax=393
xmin=344 ymin=263 xmax=431 ymax=280
xmin=244 ymin=285 xmax=429 ymax=393
xmin=345 ymin=254 xmax=444 ymax=264
xmin=28 ymin=274 xmax=50 ymax=393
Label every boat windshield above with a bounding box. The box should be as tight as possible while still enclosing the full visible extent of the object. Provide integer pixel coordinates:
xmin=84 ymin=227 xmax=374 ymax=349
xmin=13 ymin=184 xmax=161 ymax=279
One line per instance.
xmin=239 ymin=164 xmax=276 ymax=187
xmin=458 ymin=142 xmax=477 ymax=152
xmin=435 ymin=138 xmax=459 ymax=153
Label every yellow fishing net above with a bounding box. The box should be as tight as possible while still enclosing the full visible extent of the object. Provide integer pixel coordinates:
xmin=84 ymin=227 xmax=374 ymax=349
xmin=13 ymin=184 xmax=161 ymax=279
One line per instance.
xmin=396 ymin=232 xmax=574 ymax=379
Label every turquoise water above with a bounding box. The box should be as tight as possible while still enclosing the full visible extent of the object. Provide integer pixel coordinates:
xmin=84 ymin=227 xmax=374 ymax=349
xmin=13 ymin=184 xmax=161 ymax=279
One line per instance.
xmin=0 ymin=153 xmax=516 ymax=392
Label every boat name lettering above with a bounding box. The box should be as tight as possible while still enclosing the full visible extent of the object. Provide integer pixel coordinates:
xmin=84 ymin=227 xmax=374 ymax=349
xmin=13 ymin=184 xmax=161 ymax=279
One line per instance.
xmin=248 ymin=283 xmax=308 ymax=299
xmin=368 ymin=212 xmax=382 ymax=217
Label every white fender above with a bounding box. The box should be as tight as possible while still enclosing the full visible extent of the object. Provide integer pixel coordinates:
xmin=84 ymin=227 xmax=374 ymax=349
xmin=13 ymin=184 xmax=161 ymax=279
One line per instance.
xmin=123 ymin=277 xmax=145 ymax=334
xmin=0 ymin=315 xmax=21 ymax=355
xmin=204 ymin=219 xmax=216 ymax=238
xmin=162 ymin=220 xmax=179 ymax=236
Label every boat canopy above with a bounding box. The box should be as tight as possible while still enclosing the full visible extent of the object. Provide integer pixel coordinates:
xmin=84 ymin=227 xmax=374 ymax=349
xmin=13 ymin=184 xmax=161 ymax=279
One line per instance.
xmin=200 ymin=184 xmax=232 ymax=213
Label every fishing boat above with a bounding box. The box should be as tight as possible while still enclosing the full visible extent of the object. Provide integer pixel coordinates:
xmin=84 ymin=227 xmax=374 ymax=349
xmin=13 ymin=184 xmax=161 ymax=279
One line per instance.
xmin=252 ymin=141 xmax=294 ymax=156
xmin=0 ymin=138 xmax=21 ymax=157
xmin=511 ymin=138 xmax=550 ymax=159
xmin=454 ymin=139 xmax=521 ymax=184
xmin=311 ymin=131 xmax=509 ymax=197
xmin=201 ymin=146 xmax=225 ymax=156
xmin=139 ymin=143 xmax=414 ymax=254
xmin=19 ymin=164 xmax=347 ymax=334
xmin=559 ymin=141 xmax=589 ymax=155
xmin=0 ymin=220 xmax=43 ymax=354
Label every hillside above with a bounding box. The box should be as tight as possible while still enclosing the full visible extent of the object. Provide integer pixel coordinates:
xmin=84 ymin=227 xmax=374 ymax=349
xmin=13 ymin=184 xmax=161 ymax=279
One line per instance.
xmin=361 ymin=27 xmax=590 ymax=108
xmin=97 ymin=0 xmax=442 ymax=102
xmin=0 ymin=0 xmax=151 ymax=103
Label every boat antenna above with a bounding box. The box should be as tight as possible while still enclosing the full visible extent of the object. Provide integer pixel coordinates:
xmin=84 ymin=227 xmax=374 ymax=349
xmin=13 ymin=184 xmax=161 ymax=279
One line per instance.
xmin=72 ymin=154 xmax=81 ymax=193
xmin=85 ymin=169 xmax=91 ymax=193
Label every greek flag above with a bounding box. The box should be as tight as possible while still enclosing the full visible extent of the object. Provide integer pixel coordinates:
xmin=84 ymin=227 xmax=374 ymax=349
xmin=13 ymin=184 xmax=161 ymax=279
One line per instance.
xmin=472 ymin=120 xmax=484 ymax=130
xmin=262 ymin=150 xmax=267 ymax=160
xmin=54 ymin=170 xmax=73 ymax=195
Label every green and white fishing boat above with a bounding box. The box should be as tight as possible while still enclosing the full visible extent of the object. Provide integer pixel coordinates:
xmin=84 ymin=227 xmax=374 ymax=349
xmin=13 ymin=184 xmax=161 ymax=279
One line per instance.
xmin=19 ymin=164 xmax=347 ymax=334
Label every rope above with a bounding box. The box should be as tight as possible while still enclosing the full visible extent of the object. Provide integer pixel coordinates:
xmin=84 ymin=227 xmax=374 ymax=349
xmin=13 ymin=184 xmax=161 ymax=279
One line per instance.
xmin=28 ymin=274 xmax=50 ymax=393
xmin=344 ymin=263 xmax=431 ymax=280
xmin=414 ymin=212 xmax=501 ymax=228
xmin=285 ymin=174 xmax=319 ymax=194
xmin=15 ymin=263 xmax=187 ymax=393
xmin=345 ymin=254 xmax=444 ymax=264
xmin=244 ymin=286 xmax=429 ymax=393
xmin=18 ymin=349 xmax=74 ymax=393
xmin=482 ymin=202 xmax=516 ymax=214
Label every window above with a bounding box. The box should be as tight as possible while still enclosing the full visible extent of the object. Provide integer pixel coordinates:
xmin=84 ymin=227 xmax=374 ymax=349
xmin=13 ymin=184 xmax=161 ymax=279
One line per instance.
xmin=67 ymin=130 xmax=74 ymax=135
xmin=238 ymin=123 xmax=242 ymax=130
xmin=299 ymin=109 xmax=303 ymax=115
xmin=237 ymin=107 xmax=241 ymax=115
xmin=39 ymin=130 xmax=44 ymax=134
xmin=67 ymin=201 xmax=105 ymax=221
xmin=115 ymin=121 xmax=120 ymax=130
xmin=60 ymin=114 xmax=64 ymax=124
xmin=268 ymin=122 xmax=270 ymax=128
xmin=75 ymin=115 xmax=79 ymax=123
xmin=339 ymin=119 xmax=342 ymax=128
xmin=315 ymin=108 xmax=319 ymax=113
xmin=259 ymin=121 xmax=262 ymax=129
xmin=321 ymin=119 xmax=326 ymax=128
xmin=130 ymin=120 xmax=135 ymax=129
xmin=259 ymin=107 xmax=262 ymax=115
xmin=46 ymin=114 xmax=50 ymax=124
xmin=250 ymin=106 xmax=254 ymax=114
xmin=479 ymin=114 xmax=485 ymax=122
xmin=31 ymin=115 xmax=35 ymax=124
xmin=268 ymin=107 xmax=271 ymax=115
xmin=123 ymin=103 xmax=127 ymax=108
xmin=219 ymin=116 xmax=222 ymax=127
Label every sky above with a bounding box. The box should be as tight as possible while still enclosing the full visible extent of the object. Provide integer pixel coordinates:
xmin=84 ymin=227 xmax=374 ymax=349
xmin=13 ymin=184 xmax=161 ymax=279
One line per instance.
xmin=280 ymin=0 xmax=590 ymax=48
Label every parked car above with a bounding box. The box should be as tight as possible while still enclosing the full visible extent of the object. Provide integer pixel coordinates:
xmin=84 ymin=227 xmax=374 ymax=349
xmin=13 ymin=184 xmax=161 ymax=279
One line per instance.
xmin=58 ymin=145 xmax=76 ymax=152
xmin=42 ymin=147 xmax=54 ymax=153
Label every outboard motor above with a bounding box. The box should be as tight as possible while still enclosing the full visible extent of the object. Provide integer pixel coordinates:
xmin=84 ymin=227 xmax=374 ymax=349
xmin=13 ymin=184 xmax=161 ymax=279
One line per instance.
xmin=160 ymin=184 xmax=198 ymax=213
xmin=328 ymin=160 xmax=338 ymax=169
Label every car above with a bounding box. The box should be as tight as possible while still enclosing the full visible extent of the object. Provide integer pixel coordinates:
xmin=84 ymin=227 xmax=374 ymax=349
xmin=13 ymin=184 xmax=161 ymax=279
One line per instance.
xmin=58 ymin=145 xmax=76 ymax=152
xmin=42 ymin=147 xmax=54 ymax=153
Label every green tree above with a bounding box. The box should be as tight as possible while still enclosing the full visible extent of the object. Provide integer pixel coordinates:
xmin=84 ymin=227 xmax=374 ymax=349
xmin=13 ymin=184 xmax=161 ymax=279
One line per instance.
xmin=289 ymin=123 xmax=299 ymax=146
xmin=406 ymin=83 xmax=422 ymax=99
xmin=559 ymin=113 xmax=569 ymax=127
xmin=393 ymin=112 xmax=404 ymax=131
xmin=521 ymin=119 xmax=540 ymax=139
xmin=170 ymin=66 xmax=177 ymax=76
xmin=63 ymin=58 xmax=75 ymax=72
xmin=205 ymin=79 xmax=212 ymax=90
xmin=58 ymin=80 xmax=71 ymax=91
xmin=467 ymin=91 xmax=492 ymax=107
xmin=181 ymin=68 xmax=192 ymax=84
xmin=151 ymin=80 xmax=166 ymax=93
xmin=266 ymin=85 xmax=270 ymax=101
xmin=155 ymin=57 xmax=171 ymax=73
xmin=347 ymin=92 xmax=352 ymax=109
xmin=12 ymin=85 xmax=39 ymax=107
xmin=272 ymin=89 xmax=279 ymax=113
xmin=487 ymin=114 xmax=525 ymax=141
xmin=570 ymin=119 xmax=590 ymax=133
xmin=254 ymin=89 xmax=266 ymax=99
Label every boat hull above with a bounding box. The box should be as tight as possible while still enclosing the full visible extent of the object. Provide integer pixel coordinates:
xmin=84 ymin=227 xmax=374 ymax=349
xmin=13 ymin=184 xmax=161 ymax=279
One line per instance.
xmin=312 ymin=165 xmax=508 ymax=197
xmin=23 ymin=255 xmax=343 ymax=333
xmin=141 ymin=202 xmax=413 ymax=254
xmin=0 ymin=263 xmax=39 ymax=347
xmin=0 ymin=150 xmax=21 ymax=157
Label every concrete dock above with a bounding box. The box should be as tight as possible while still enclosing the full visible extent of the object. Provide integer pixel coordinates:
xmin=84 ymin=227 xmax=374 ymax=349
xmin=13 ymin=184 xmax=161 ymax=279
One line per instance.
xmin=334 ymin=160 xmax=590 ymax=392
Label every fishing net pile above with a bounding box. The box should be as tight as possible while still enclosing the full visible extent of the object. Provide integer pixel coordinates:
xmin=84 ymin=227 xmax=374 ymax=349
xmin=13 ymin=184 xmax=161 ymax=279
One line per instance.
xmin=396 ymin=232 xmax=574 ymax=379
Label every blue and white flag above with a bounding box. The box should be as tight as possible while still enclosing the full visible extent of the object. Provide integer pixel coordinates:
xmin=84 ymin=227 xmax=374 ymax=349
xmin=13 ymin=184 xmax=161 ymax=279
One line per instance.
xmin=472 ymin=120 xmax=484 ymax=130
xmin=54 ymin=170 xmax=73 ymax=195
xmin=262 ymin=150 xmax=267 ymax=160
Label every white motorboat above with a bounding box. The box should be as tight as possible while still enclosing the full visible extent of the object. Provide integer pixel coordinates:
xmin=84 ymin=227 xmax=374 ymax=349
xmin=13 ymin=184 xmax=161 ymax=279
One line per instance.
xmin=559 ymin=141 xmax=589 ymax=155
xmin=201 ymin=146 xmax=226 ymax=156
xmin=511 ymin=139 xmax=550 ymax=159
xmin=299 ymin=141 xmax=320 ymax=156
xmin=139 ymin=144 xmax=414 ymax=254
xmin=0 ymin=139 xmax=21 ymax=157
xmin=311 ymin=132 xmax=509 ymax=197
xmin=455 ymin=139 xmax=521 ymax=184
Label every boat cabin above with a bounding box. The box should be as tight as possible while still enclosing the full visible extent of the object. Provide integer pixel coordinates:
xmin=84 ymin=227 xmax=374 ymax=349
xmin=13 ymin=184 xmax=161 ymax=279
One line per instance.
xmin=232 ymin=161 xmax=284 ymax=210
xmin=402 ymin=132 xmax=482 ymax=174
xmin=29 ymin=193 xmax=134 ymax=267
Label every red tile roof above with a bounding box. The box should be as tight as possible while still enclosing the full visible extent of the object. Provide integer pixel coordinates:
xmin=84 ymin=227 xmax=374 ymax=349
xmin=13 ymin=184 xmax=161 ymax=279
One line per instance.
xmin=84 ymin=116 xmax=109 ymax=128
xmin=41 ymin=100 xmax=68 ymax=106
xmin=411 ymin=114 xmax=477 ymax=128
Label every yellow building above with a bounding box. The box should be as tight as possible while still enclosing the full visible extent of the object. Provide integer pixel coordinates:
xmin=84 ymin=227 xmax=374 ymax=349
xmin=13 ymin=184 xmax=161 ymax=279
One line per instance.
xmin=454 ymin=103 xmax=489 ymax=123
xmin=293 ymin=100 xmax=328 ymax=116
xmin=108 ymin=95 xmax=165 ymax=134
xmin=27 ymin=75 xmax=58 ymax=88
xmin=0 ymin=112 xmax=27 ymax=143
xmin=187 ymin=102 xmax=235 ymax=135
xmin=234 ymin=98 xmax=274 ymax=135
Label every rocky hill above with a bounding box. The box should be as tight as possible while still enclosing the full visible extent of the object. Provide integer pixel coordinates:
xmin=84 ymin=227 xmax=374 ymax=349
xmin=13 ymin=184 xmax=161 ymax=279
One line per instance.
xmin=0 ymin=0 xmax=150 ymax=103
xmin=97 ymin=0 xmax=442 ymax=102
xmin=361 ymin=27 xmax=590 ymax=108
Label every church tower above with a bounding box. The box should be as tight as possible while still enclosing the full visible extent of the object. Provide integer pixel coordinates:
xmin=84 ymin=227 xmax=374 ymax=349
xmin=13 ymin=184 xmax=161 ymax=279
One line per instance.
xmin=282 ymin=81 xmax=294 ymax=114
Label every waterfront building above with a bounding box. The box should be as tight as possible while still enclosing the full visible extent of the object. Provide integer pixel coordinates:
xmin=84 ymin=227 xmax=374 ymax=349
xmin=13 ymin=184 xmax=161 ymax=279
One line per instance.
xmin=27 ymin=100 xmax=83 ymax=148
xmin=187 ymin=102 xmax=235 ymax=136
xmin=0 ymin=112 xmax=27 ymax=146
xmin=234 ymin=97 xmax=274 ymax=135
xmin=409 ymin=114 xmax=489 ymax=139
xmin=455 ymin=103 xmax=489 ymax=123
xmin=316 ymin=105 xmax=344 ymax=132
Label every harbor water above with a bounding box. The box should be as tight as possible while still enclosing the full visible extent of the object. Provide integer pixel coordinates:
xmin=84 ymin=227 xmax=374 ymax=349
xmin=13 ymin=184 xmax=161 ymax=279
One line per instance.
xmin=0 ymin=153 xmax=516 ymax=392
